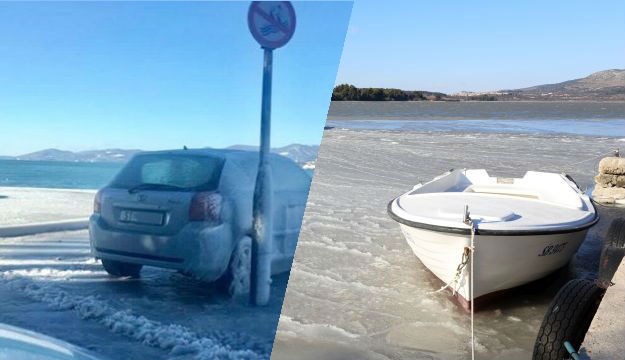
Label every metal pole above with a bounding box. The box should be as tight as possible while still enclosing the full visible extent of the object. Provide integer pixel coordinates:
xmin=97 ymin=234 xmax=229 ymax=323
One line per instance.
xmin=250 ymin=48 xmax=273 ymax=306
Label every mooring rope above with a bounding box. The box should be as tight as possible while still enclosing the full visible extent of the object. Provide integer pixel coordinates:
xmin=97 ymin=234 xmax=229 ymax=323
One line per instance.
xmin=462 ymin=204 xmax=476 ymax=360
xmin=428 ymin=206 xmax=477 ymax=359
xmin=427 ymin=248 xmax=470 ymax=295
xmin=560 ymin=148 xmax=619 ymax=172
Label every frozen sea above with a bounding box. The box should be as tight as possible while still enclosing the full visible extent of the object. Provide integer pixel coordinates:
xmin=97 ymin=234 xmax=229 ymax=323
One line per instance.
xmin=271 ymin=101 xmax=625 ymax=360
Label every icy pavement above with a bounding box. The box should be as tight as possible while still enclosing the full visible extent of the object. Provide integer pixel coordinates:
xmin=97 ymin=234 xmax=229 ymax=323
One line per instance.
xmin=0 ymin=230 xmax=286 ymax=360
xmin=0 ymin=187 xmax=95 ymax=226
xmin=270 ymin=128 xmax=624 ymax=360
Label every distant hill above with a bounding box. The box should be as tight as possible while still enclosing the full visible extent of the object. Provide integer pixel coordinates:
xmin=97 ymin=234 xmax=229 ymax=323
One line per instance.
xmin=500 ymin=69 xmax=625 ymax=100
xmin=2 ymin=144 xmax=319 ymax=167
xmin=334 ymin=69 xmax=625 ymax=101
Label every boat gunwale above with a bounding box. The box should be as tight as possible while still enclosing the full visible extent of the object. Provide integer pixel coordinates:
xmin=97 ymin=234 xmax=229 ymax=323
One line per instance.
xmin=386 ymin=198 xmax=599 ymax=236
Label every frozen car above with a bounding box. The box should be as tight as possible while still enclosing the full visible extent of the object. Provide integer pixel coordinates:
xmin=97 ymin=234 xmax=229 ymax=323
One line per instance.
xmin=89 ymin=149 xmax=311 ymax=294
xmin=0 ymin=323 xmax=105 ymax=360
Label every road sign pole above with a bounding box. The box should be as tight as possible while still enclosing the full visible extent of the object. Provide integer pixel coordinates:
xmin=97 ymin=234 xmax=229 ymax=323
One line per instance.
xmin=247 ymin=0 xmax=295 ymax=306
xmin=251 ymin=48 xmax=274 ymax=306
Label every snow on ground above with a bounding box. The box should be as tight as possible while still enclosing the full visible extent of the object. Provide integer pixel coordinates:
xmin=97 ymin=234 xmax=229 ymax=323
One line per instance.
xmin=270 ymin=128 xmax=623 ymax=360
xmin=0 ymin=187 xmax=95 ymax=226
xmin=0 ymin=230 xmax=287 ymax=360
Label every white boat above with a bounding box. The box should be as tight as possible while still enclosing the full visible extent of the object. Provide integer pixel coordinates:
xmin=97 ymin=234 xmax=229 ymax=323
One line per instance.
xmin=388 ymin=169 xmax=598 ymax=310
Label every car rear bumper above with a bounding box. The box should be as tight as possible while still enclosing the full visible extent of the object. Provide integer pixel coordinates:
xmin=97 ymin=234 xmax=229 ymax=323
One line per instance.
xmin=89 ymin=214 xmax=232 ymax=281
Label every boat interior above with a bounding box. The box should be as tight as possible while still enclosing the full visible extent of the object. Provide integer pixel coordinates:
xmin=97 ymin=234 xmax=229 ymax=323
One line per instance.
xmin=409 ymin=169 xmax=587 ymax=211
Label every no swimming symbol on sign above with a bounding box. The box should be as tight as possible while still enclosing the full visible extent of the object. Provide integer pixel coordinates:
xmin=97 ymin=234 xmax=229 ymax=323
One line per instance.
xmin=248 ymin=2 xmax=296 ymax=49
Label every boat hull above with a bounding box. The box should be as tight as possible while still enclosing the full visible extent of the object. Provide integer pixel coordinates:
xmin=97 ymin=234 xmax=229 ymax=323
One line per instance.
xmin=399 ymin=224 xmax=588 ymax=310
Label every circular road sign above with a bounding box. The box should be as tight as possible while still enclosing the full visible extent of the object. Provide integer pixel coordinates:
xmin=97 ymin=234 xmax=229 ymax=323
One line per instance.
xmin=248 ymin=1 xmax=296 ymax=49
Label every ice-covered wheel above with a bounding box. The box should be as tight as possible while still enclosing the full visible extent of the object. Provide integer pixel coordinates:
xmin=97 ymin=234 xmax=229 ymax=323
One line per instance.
xmin=101 ymin=259 xmax=142 ymax=278
xmin=532 ymin=278 xmax=605 ymax=360
xmin=219 ymin=236 xmax=252 ymax=297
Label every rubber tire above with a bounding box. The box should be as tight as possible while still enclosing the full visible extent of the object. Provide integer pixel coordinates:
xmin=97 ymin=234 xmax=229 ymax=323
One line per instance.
xmin=219 ymin=236 xmax=252 ymax=297
xmin=532 ymin=278 xmax=605 ymax=360
xmin=607 ymin=217 xmax=625 ymax=248
xmin=101 ymin=259 xmax=143 ymax=278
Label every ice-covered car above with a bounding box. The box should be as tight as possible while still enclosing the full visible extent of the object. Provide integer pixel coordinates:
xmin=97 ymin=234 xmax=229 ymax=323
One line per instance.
xmin=89 ymin=149 xmax=311 ymax=294
xmin=0 ymin=323 xmax=105 ymax=360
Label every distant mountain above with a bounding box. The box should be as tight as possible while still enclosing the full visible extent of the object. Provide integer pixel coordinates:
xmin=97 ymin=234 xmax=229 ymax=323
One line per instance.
xmin=226 ymin=144 xmax=319 ymax=166
xmin=3 ymin=144 xmax=319 ymax=167
xmin=12 ymin=148 xmax=141 ymax=162
xmin=501 ymin=69 xmax=625 ymax=101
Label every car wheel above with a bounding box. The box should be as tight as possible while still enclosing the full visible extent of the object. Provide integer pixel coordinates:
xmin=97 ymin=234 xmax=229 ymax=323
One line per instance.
xmin=220 ymin=236 xmax=252 ymax=297
xmin=532 ymin=278 xmax=605 ymax=360
xmin=101 ymin=259 xmax=143 ymax=278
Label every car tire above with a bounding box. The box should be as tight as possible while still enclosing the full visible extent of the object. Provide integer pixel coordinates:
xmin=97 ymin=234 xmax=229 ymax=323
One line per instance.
xmin=532 ymin=278 xmax=605 ymax=360
xmin=101 ymin=259 xmax=143 ymax=278
xmin=219 ymin=236 xmax=252 ymax=297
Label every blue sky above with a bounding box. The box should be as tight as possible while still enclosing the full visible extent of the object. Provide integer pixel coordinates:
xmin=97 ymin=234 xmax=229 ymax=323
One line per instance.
xmin=337 ymin=0 xmax=625 ymax=93
xmin=0 ymin=1 xmax=352 ymax=156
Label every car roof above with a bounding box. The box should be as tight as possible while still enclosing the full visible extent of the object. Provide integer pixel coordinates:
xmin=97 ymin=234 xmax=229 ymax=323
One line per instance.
xmin=134 ymin=148 xmax=281 ymax=162
xmin=0 ymin=323 xmax=105 ymax=360
xmin=129 ymin=148 xmax=309 ymax=190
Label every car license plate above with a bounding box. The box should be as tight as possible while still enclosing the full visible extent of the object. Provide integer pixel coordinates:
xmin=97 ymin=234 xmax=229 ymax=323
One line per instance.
xmin=119 ymin=210 xmax=164 ymax=225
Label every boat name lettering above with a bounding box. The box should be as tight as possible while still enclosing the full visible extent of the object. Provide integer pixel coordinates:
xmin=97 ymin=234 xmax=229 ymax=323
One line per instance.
xmin=538 ymin=242 xmax=568 ymax=257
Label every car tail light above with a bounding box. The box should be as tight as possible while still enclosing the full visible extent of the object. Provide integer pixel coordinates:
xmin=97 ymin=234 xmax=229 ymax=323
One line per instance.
xmin=94 ymin=190 xmax=102 ymax=214
xmin=189 ymin=192 xmax=222 ymax=222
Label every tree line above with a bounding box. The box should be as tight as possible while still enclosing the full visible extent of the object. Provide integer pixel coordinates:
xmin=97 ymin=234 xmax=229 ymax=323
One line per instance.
xmin=332 ymin=84 xmax=444 ymax=101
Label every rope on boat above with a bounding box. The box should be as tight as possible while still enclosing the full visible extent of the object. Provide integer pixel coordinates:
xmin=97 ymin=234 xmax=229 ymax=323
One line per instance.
xmin=427 ymin=248 xmax=470 ymax=295
xmin=560 ymin=148 xmax=620 ymax=172
xmin=427 ymin=206 xmax=477 ymax=360
xmin=464 ymin=207 xmax=476 ymax=360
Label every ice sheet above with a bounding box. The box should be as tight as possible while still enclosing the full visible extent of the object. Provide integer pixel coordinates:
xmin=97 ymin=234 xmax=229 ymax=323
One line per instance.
xmin=0 ymin=230 xmax=286 ymax=359
xmin=271 ymin=128 xmax=621 ymax=360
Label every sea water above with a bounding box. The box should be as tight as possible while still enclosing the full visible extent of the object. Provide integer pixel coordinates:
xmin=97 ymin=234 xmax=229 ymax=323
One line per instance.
xmin=0 ymin=160 xmax=123 ymax=189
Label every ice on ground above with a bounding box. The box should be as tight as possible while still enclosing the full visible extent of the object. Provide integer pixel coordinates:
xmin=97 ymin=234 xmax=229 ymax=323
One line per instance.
xmin=0 ymin=187 xmax=95 ymax=226
xmin=0 ymin=230 xmax=286 ymax=360
xmin=271 ymin=128 xmax=622 ymax=360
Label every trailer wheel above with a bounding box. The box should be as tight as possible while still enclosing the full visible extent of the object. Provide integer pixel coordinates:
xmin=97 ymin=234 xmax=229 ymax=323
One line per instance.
xmin=532 ymin=278 xmax=605 ymax=360
xmin=218 ymin=236 xmax=252 ymax=297
xmin=101 ymin=259 xmax=142 ymax=278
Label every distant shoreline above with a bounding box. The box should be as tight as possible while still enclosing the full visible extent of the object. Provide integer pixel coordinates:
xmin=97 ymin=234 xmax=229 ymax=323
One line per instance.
xmin=332 ymin=71 xmax=625 ymax=102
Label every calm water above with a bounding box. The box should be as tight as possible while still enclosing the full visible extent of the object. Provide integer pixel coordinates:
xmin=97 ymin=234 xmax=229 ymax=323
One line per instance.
xmin=327 ymin=101 xmax=625 ymax=137
xmin=0 ymin=160 xmax=124 ymax=189
xmin=0 ymin=159 xmax=313 ymax=189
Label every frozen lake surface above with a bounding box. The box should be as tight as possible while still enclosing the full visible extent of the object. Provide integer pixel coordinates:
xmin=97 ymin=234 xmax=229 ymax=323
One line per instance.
xmin=327 ymin=119 xmax=625 ymax=138
xmin=271 ymin=128 xmax=624 ymax=360
xmin=0 ymin=230 xmax=286 ymax=360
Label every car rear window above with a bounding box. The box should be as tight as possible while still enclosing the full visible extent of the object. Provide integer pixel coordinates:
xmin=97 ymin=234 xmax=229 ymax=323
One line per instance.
xmin=109 ymin=153 xmax=224 ymax=191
